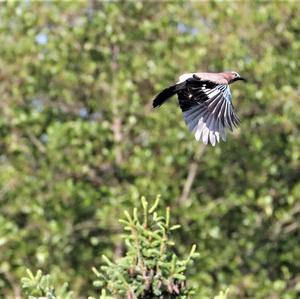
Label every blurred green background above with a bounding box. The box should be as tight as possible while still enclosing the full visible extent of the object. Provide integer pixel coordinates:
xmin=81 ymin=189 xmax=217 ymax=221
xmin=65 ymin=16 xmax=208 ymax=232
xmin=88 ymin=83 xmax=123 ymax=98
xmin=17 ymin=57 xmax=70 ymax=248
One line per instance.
xmin=0 ymin=1 xmax=299 ymax=298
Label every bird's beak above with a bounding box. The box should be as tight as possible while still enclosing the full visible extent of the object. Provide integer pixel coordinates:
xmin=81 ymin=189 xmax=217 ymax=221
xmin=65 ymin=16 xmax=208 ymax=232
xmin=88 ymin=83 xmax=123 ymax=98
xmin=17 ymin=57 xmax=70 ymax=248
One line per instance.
xmin=235 ymin=76 xmax=247 ymax=82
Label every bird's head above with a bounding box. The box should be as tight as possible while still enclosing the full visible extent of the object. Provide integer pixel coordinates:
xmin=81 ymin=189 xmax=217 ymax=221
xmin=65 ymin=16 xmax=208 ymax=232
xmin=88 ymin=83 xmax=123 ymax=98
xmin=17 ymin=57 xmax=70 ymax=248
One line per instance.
xmin=226 ymin=71 xmax=247 ymax=84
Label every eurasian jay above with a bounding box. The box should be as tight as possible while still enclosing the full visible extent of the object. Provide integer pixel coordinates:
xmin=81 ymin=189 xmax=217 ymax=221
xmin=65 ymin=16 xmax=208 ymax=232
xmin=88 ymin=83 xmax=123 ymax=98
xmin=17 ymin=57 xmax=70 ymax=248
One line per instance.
xmin=153 ymin=72 xmax=246 ymax=146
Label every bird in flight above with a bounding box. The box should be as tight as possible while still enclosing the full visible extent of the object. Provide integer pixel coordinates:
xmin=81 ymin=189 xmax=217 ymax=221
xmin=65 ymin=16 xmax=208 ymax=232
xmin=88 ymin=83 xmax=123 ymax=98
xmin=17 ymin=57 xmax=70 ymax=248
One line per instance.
xmin=153 ymin=71 xmax=246 ymax=146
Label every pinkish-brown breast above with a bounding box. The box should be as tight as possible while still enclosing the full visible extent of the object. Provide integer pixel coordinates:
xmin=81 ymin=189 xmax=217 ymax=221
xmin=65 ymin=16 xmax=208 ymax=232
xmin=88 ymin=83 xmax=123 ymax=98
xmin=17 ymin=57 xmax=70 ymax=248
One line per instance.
xmin=194 ymin=72 xmax=229 ymax=84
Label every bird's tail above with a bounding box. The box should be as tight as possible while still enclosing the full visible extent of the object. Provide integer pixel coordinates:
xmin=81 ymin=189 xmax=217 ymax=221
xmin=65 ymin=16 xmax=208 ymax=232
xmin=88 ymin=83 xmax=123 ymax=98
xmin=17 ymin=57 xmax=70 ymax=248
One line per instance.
xmin=153 ymin=81 xmax=186 ymax=108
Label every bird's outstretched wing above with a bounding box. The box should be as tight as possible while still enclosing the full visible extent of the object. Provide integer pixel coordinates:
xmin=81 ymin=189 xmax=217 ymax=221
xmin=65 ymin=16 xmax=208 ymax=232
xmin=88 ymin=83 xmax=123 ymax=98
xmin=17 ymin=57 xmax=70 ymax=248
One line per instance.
xmin=178 ymin=75 xmax=240 ymax=146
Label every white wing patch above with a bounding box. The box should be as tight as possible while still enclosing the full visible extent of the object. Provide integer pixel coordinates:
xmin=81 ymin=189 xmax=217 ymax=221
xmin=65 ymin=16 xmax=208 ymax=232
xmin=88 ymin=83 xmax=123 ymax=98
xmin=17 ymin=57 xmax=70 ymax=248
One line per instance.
xmin=182 ymin=85 xmax=239 ymax=146
xmin=177 ymin=73 xmax=194 ymax=83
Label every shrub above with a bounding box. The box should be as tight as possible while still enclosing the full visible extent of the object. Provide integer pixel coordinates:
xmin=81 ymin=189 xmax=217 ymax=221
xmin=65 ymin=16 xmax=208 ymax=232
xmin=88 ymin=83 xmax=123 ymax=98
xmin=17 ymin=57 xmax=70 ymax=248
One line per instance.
xmin=21 ymin=197 xmax=228 ymax=299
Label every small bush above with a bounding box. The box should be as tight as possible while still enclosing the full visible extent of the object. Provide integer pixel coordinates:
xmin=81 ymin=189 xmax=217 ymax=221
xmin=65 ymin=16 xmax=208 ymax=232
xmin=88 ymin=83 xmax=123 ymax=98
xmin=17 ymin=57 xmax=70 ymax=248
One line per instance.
xmin=93 ymin=196 xmax=198 ymax=299
xmin=21 ymin=196 xmax=228 ymax=299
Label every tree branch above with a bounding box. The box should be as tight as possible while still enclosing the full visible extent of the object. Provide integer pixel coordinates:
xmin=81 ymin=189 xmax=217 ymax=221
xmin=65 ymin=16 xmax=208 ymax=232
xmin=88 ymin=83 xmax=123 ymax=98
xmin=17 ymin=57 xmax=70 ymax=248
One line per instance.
xmin=178 ymin=145 xmax=206 ymax=205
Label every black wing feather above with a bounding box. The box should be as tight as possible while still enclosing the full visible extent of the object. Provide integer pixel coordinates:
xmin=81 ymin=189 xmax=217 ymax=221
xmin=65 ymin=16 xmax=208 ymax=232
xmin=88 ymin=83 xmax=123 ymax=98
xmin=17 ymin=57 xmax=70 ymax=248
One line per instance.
xmin=153 ymin=81 xmax=186 ymax=108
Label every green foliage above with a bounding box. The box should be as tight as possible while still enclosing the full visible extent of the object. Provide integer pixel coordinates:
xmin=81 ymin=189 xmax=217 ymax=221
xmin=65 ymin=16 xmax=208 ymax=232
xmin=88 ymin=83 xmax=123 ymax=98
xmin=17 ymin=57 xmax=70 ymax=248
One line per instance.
xmin=20 ymin=199 xmax=228 ymax=299
xmin=0 ymin=1 xmax=299 ymax=298
xmin=213 ymin=289 xmax=229 ymax=299
xmin=21 ymin=269 xmax=73 ymax=299
xmin=93 ymin=196 xmax=198 ymax=298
